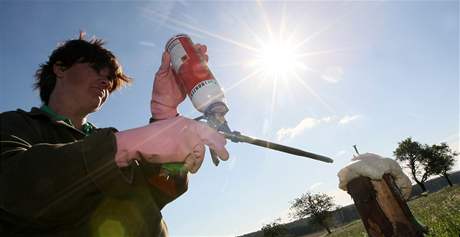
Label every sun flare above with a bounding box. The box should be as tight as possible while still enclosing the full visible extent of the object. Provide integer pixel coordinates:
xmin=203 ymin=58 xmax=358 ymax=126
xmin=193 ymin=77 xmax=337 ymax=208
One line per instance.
xmin=250 ymin=38 xmax=306 ymax=80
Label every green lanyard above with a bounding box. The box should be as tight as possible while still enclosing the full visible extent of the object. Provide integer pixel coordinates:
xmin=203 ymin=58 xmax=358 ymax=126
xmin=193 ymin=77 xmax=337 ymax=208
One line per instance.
xmin=40 ymin=105 xmax=96 ymax=136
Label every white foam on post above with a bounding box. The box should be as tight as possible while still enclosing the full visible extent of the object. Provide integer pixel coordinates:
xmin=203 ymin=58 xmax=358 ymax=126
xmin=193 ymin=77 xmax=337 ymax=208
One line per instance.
xmin=337 ymin=153 xmax=412 ymax=200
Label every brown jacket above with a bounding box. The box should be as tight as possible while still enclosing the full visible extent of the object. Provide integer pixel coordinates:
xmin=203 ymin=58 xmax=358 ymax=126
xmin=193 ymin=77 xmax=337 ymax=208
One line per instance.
xmin=0 ymin=108 xmax=188 ymax=236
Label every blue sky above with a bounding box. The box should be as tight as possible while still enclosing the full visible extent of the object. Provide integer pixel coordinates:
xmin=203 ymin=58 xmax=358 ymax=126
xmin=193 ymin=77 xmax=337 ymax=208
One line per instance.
xmin=1 ymin=1 xmax=458 ymax=236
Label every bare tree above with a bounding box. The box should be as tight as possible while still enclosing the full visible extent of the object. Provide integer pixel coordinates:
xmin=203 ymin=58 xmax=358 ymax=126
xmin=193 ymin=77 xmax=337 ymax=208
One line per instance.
xmin=290 ymin=192 xmax=337 ymax=234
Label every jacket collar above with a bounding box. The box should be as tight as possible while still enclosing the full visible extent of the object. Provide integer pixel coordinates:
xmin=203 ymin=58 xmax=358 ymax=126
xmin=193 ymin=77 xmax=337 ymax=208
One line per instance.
xmin=26 ymin=107 xmax=54 ymax=118
xmin=21 ymin=107 xmax=96 ymax=136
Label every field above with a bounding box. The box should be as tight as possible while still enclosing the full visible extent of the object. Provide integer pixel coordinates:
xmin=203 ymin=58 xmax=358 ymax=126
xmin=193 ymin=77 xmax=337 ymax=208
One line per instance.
xmin=313 ymin=185 xmax=460 ymax=237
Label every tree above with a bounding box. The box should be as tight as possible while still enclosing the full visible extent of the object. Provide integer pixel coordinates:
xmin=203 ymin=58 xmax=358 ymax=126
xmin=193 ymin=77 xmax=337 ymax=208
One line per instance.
xmin=261 ymin=218 xmax=288 ymax=237
xmin=424 ymin=143 xmax=458 ymax=186
xmin=290 ymin=192 xmax=337 ymax=234
xmin=394 ymin=137 xmax=431 ymax=192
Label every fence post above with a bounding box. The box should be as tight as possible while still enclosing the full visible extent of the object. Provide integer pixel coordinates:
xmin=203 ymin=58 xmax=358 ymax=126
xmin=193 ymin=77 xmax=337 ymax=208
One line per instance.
xmin=346 ymin=174 xmax=427 ymax=237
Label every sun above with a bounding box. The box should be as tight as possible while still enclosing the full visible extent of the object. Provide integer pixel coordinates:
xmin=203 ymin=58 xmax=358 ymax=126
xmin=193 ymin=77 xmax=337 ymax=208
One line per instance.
xmin=250 ymin=38 xmax=306 ymax=80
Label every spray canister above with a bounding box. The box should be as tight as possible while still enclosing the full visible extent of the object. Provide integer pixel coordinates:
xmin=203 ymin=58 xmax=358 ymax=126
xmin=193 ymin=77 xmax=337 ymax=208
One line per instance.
xmin=165 ymin=34 xmax=231 ymax=168
xmin=165 ymin=34 xmax=228 ymax=117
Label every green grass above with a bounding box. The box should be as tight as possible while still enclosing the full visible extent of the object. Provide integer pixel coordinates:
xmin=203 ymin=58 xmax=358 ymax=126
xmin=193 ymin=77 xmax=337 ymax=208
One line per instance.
xmin=326 ymin=220 xmax=367 ymax=237
xmin=326 ymin=185 xmax=460 ymax=237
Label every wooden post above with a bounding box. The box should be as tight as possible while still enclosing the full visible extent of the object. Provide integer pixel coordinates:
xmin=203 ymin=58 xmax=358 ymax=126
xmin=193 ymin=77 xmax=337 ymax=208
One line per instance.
xmin=346 ymin=174 xmax=427 ymax=237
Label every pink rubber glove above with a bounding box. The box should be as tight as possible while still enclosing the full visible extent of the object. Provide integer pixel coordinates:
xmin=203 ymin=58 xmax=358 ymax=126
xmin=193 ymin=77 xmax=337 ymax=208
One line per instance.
xmin=150 ymin=44 xmax=208 ymax=120
xmin=114 ymin=116 xmax=228 ymax=171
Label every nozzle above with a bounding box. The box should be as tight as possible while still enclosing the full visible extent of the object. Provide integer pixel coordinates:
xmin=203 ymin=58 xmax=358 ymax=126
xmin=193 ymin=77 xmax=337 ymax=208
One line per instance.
xmin=221 ymin=130 xmax=334 ymax=163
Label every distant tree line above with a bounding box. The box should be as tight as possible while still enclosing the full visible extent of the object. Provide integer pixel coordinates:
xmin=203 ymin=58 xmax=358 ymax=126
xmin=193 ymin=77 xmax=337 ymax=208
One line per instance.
xmin=261 ymin=218 xmax=288 ymax=237
xmin=261 ymin=192 xmax=338 ymax=236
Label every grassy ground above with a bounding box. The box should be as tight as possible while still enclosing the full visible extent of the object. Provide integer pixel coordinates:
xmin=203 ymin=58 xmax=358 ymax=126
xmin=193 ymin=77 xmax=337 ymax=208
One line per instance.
xmin=317 ymin=185 xmax=460 ymax=237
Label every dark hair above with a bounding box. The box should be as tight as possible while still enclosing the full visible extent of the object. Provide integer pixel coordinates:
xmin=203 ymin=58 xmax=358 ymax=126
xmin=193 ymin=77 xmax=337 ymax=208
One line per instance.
xmin=34 ymin=36 xmax=132 ymax=104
